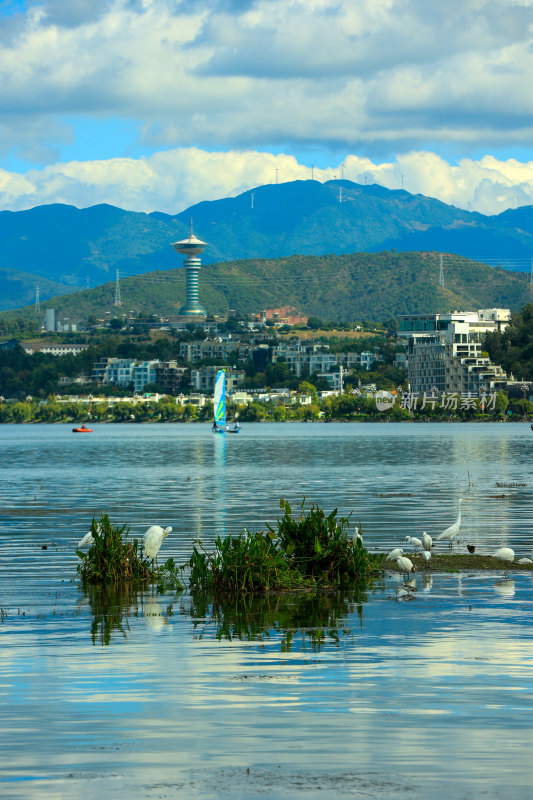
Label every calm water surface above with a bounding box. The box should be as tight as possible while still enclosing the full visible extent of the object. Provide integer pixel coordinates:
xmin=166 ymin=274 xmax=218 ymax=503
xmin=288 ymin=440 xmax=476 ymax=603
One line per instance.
xmin=1 ymin=423 xmax=533 ymax=799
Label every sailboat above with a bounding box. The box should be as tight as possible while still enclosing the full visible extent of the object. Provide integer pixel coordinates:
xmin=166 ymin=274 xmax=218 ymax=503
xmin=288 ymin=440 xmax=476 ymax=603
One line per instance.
xmin=212 ymin=369 xmax=240 ymax=434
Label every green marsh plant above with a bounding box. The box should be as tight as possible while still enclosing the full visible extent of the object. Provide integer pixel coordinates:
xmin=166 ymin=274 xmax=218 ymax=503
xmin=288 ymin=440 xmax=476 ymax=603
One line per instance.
xmin=76 ymin=514 xmax=183 ymax=590
xmin=187 ymin=499 xmax=384 ymax=594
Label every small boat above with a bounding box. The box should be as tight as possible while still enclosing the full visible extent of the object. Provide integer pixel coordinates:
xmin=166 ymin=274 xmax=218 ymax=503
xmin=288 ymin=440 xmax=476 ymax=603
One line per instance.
xmin=72 ymin=424 xmax=92 ymax=433
xmin=212 ymin=369 xmax=240 ymax=434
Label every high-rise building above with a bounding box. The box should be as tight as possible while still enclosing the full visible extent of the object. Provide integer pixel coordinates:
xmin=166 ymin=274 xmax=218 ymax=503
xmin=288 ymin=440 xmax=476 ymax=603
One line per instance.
xmin=398 ymin=309 xmax=511 ymax=395
xmin=172 ymin=230 xmax=207 ymax=316
xmin=45 ymin=309 xmax=56 ymax=332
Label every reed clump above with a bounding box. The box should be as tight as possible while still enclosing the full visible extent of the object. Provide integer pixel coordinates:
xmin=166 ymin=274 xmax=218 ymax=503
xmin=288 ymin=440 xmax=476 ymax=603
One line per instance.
xmin=187 ymin=499 xmax=384 ymax=593
xmin=76 ymin=514 xmax=183 ymax=590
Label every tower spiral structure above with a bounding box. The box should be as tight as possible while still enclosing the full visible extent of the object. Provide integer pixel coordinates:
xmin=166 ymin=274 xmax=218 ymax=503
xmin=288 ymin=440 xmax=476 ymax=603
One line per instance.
xmin=172 ymin=230 xmax=207 ymax=316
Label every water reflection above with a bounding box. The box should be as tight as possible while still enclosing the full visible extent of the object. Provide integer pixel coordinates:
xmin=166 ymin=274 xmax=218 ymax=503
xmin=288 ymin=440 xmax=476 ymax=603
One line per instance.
xmin=181 ymin=584 xmax=382 ymax=651
xmin=84 ymin=584 xmax=177 ymax=645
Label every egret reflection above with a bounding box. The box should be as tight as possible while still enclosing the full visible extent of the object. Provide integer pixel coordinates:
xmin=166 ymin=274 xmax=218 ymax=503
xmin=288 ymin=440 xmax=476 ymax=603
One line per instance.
xmin=84 ymin=585 xmax=176 ymax=645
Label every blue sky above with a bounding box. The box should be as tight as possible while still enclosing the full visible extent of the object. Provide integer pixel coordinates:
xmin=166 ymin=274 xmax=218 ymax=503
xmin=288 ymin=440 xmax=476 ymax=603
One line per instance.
xmin=1 ymin=0 xmax=533 ymax=214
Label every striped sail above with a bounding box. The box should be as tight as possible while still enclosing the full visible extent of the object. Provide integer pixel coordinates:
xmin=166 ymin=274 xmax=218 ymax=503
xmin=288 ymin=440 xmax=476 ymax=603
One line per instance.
xmin=213 ymin=369 xmax=226 ymax=427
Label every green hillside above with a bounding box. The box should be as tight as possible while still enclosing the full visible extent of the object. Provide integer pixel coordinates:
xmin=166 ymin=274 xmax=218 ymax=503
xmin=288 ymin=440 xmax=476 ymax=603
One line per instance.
xmin=1 ymin=250 xmax=530 ymax=329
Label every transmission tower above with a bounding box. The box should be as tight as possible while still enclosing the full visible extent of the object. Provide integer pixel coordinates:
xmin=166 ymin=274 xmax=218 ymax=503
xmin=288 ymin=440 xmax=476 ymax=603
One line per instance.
xmin=439 ymin=254 xmax=445 ymax=288
xmin=114 ymin=269 xmax=122 ymax=307
xmin=34 ymin=285 xmax=40 ymax=315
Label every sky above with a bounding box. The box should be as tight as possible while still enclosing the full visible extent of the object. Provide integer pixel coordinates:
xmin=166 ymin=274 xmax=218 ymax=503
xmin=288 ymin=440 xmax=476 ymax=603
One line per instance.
xmin=1 ymin=0 xmax=533 ymax=215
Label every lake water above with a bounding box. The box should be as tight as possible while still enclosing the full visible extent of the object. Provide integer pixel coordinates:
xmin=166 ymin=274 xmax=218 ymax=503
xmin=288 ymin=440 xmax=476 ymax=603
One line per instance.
xmin=1 ymin=422 xmax=533 ymax=799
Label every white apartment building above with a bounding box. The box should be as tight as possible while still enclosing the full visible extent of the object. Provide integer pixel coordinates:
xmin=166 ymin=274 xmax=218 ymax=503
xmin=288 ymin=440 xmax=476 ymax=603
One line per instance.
xmin=398 ymin=309 xmax=511 ymax=395
xmin=179 ymin=339 xmax=236 ymax=362
xmin=190 ymin=366 xmax=245 ymax=393
xmin=92 ymin=357 xmax=160 ymax=392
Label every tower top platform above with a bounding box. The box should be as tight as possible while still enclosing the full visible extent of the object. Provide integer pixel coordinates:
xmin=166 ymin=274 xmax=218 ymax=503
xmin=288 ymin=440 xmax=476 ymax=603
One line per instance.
xmin=171 ymin=233 xmax=206 ymax=257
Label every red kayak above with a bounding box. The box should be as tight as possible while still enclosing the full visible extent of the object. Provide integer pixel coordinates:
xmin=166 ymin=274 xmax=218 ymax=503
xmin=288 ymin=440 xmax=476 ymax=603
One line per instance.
xmin=72 ymin=424 xmax=92 ymax=433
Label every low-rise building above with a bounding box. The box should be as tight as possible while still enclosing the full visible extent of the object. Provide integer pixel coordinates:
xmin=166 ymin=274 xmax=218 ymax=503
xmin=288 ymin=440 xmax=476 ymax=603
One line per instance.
xmin=21 ymin=343 xmax=90 ymax=357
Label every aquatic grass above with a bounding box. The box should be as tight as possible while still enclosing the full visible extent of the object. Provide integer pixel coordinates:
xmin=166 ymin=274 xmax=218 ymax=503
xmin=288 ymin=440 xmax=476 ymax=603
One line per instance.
xmin=187 ymin=499 xmax=385 ymax=594
xmin=76 ymin=514 xmax=183 ymax=590
xmin=188 ymin=529 xmax=307 ymax=593
xmin=272 ymin=498 xmax=384 ymax=584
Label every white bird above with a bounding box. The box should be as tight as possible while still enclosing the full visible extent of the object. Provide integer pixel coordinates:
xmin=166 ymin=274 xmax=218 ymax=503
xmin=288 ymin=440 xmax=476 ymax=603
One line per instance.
xmin=386 ymin=547 xmax=404 ymax=561
xmin=78 ymin=521 xmax=103 ymax=549
xmin=78 ymin=531 xmax=94 ymax=548
xmin=405 ymin=536 xmax=422 ymax=550
xmin=492 ymin=547 xmax=514 ymax=565
xmin=436 ymin=499 xmax=463 ymax=547
xmin=422 ymin=550 xmax=431 ymax=564
xmin=144 ymin=525 xmax=172 ymax=564
xmin=396 ymin=555 xmax=416 ymax=580
xmin=518 ymin=557 xmax=533 ymax=564
xmin=422 ymin=531 xmax=432 ymax=552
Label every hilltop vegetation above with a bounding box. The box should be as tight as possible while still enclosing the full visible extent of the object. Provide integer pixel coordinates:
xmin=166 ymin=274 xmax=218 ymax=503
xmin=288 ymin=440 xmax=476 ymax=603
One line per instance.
xmin=484 ymin=303 xmax=533 ymax=380
xmin=3 ymin=180 xmax=533 ymax=311
xmin=1 ymin=250 xmax=530 ymax=329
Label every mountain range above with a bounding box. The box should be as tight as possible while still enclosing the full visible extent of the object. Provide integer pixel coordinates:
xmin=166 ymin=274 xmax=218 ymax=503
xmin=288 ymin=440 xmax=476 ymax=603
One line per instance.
xmin=2 ymin=179 xmax=533 ymax=312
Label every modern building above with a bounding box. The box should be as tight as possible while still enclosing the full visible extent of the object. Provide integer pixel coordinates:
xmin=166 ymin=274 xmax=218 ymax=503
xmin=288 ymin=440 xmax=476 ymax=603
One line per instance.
xmin=190 ymin=366 xmax=245 ymax=393
xmin=154 ymin=361 xmax=188 ymax=394
xmin=45 ymin=309 xmax=56 ymax=332
xmin=398 ymin=309 xmax=511 ymax=395
xmin=172 ymin=230 xmax=207 ymax=317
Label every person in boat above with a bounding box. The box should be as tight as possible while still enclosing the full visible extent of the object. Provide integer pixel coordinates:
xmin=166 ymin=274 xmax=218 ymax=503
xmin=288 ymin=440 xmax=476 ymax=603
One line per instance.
xmin=234 ymin=421 xmax=240 ymax=431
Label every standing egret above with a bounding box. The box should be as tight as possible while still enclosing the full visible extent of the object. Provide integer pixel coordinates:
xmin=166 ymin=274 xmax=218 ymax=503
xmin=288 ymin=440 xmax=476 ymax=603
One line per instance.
xmin=78 ymin=531 xmax=94 ymax=548
xmin=386 ymin=547 xmax=404 ymax=561
xmin=422 ymin=531 xmax=432 ymax=552
xmin=436 ymin=499 xmax=463 ymax=547
xmin=144 ymin=525 xmax=172 ymax=565
xmin=405 ymin=536 xmax=422 ymax=550
xmin=395 ymin=555 xmax=416 ymax=580
xmin=492 ymin=547 xmax=514 ymax=565
xmin=422 ymin=550 xmax=431 ymax=565
xmin=78 ymin=521 xmax=104 ymax=549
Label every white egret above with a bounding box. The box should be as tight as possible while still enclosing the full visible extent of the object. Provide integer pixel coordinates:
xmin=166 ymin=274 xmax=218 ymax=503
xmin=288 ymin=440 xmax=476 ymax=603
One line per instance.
xmin=492 ymin=547 xmax=514 ymax=565
xmin=405 ymin=536 xmax=422 ymax=550
xmin=78 ymin=521 xmax=103 ymax=549
xmin=78 ymin=531 xmax=94 ymax=548
xmin=518 ymin=557 xmax=533 ymax=564
xmin=386 ymin=547 xmax=404 ymax=561
xmin=422 ymin=550 xmax=431 ymax=564
xmin=436 ymin=499 xmax=463 ymax=547
xmin=144 ymin=525 xmax=172 ymax=564
xmin=422 ymin=531 xmax=432 ymax=552
xmin=396 ymin=555 xmax=416 ymax=580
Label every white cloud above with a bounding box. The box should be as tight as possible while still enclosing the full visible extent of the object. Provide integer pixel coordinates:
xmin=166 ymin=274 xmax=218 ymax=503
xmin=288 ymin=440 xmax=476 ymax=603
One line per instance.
xmin=1 ymin=0 xmax=533 ymax=160
xmin=1 ymin=147 xmax=533 ymax=215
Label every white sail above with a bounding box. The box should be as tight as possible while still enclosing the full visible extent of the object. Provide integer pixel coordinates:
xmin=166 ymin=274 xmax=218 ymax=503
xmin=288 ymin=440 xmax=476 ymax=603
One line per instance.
xmin=213 ymin=370 xmax=226 ymax=428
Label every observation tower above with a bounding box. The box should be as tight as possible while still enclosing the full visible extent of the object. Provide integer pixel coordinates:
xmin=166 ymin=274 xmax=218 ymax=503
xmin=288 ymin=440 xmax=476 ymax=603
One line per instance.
xmin=172 ymin=228 xmax=207 ymax=316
